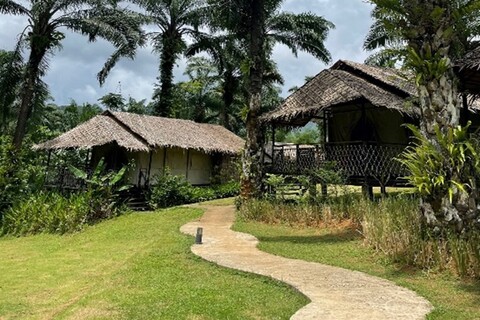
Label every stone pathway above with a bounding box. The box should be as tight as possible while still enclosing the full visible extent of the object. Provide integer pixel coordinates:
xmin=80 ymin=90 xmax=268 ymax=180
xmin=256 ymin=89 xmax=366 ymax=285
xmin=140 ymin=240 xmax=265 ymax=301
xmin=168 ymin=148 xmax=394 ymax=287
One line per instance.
xmin=180 ymin=205 xmax=433 ymax=320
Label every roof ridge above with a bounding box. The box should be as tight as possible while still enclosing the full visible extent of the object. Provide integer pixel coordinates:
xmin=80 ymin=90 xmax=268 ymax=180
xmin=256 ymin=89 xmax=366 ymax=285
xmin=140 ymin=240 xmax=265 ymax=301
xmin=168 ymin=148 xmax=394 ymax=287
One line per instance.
xmin=332 ymin=60 xmax=412 ymax=98
xmin=103 ymin=110 xmax=151 ymax=148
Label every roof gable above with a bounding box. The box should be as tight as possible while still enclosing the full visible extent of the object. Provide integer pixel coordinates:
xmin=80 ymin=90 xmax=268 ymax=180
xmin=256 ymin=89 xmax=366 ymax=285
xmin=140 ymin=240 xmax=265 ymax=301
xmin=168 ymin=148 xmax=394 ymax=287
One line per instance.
xmin=262 ymin=64 xmax=412 ymax=126
xmin=35 ymin=112 xmax=245 ymax=154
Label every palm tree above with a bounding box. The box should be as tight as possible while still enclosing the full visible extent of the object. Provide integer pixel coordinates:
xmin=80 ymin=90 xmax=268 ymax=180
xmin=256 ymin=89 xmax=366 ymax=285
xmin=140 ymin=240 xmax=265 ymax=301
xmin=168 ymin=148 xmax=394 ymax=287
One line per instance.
xmin=187 ymin=35 xmax=248 ymax=130
xmin=366 ymin=0 xmax=480 ymax=139
xmin=367 ymin=0 xmax=480 ymax=232
xmin=208 ymin=0 xmax=334 ymax=199
xmin=187 ymin=34 xmax=285 ymax=131
xmin=131 ymin=0 xmax=208 ymax=117
xmin=0 ymin=0 xmax=145 ymax=149
xmin=0 ymin=49 xmax=23 ymax=135
xmin=364 ymin=1 xmax=480 ymax=68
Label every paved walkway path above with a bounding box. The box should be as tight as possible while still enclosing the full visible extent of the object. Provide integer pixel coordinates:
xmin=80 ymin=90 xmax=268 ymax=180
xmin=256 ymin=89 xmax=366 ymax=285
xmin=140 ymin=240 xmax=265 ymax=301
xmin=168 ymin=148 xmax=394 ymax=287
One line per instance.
xmin=180 ymin=205 xmax=433 ymax=320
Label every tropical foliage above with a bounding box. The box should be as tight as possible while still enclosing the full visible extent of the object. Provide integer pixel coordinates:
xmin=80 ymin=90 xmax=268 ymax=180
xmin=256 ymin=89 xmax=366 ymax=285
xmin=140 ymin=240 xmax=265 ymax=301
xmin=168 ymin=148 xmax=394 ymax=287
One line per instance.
xmin=206 ymin=0 xmax=334 ymax=199
xmin=148 ymin=170 xmax=239 ymax=209
xmin=0 ymin=0 xmax=145 ymax=148
xmin=131 ymin=0 xmax=209 ymax=117
xmin=399 ymin=123 xmax=480 ymax=233
xmin=367 ymin=0 xmax=480 ymax=232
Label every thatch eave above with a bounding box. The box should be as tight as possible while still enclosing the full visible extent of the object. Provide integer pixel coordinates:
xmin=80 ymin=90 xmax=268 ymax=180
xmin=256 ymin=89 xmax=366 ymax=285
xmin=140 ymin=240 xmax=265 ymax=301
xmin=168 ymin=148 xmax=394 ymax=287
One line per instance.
xmin=261 ymin=67 xmax=416 ymax=126
xmin=34 ymin=112 xmax=245 ymax=155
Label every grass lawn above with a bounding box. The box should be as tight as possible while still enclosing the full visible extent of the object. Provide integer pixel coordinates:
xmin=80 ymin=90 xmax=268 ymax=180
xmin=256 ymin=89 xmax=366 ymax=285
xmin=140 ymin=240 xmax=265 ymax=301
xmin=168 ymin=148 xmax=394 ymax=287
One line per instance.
xmin=0 ymin=207 xmax=307 ymax=320
xmin=234 ymin=220 xmax=480 ymax=320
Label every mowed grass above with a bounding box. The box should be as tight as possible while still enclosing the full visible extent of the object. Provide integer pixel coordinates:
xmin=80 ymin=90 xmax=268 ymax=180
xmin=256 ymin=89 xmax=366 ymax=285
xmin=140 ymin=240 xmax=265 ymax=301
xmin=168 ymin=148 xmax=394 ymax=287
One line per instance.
xmin=234 ymin=221 xmax=480 ymax=320
xmin=0 ymin=207 xmax=307 ymax=320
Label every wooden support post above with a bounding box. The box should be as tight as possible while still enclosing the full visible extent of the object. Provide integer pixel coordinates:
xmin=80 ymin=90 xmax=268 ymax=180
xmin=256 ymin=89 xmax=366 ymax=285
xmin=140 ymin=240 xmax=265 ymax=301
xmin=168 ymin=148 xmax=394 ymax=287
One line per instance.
xmin=322 ymin=110 xmax=328 ymax=144
xmin=147 ymin=151 xmax=153 ymax=187
xmin=163 ymin=148 xmax=167 ymax=174
xmin=84 ymin=149 xmax=90 ymax=171
xmin=296 ymin=144 xmax=300 ymax=173
xmin=461 ymin=93 xmax=469 ymax=127
xmin=308 ymin=175 xmax=317 ymax=203
xmin=46 ymin=150 xmax=52 ymax=168
xmin=271 ymin=125 xmax=275 ymax=161
xmin=185 ymin=149 xmax=190 ymax=181
xmin=362 ymin=184 xmax=374 ymax=200
xmin=321 ymin=184 xmax=328 ymax=197
xmin=380 ymin=184 xmax=387 ymax=196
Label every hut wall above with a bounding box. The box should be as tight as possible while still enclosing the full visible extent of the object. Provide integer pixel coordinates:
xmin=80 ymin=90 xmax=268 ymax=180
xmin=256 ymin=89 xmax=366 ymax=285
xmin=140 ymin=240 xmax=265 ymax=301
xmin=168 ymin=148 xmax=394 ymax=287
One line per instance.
xmin=93 ymin=146 xmax=214 ymax=186
xmin=328 ymin=104 xmax=410 ymax=144
xmin=186 ymin=149 xmax=212 ymax=185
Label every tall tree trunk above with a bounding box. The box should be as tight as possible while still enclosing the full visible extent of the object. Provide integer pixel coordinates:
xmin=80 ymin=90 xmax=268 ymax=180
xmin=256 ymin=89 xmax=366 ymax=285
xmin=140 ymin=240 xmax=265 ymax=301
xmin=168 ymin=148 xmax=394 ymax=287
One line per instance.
xmin=417 ymin=65 xmax=460 ymax=140
xmin=220 ymin=72 xmax=235 ymax=130
xmin=408 ymin=2 xmax=466 ymax=230
xmin=154 ymin=37 xmax=177 ymax=117
xmin=241 ymin=0 xmax=265 ymax=199
xmin=13 ymin=48 xmax=45 ymax=149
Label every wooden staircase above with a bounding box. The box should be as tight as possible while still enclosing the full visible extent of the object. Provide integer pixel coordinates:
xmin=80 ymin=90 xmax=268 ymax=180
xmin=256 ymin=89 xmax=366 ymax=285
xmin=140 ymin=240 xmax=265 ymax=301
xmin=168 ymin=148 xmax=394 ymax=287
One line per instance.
xmin=120 ymin=187 xmax=151 ymax=211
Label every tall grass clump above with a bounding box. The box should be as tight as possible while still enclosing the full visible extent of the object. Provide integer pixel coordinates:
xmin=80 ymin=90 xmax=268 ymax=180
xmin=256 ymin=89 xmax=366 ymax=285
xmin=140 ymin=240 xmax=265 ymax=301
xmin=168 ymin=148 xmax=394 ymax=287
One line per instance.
xmin=363 ymin=195 xmax=480 ymax=277
xmin=2 ymin=192 xmax=91 ymax=235
xmin=238 ymin=192 xmax=363 ymax=227
xmin=238 ymin=186 xmax=480 ymax=278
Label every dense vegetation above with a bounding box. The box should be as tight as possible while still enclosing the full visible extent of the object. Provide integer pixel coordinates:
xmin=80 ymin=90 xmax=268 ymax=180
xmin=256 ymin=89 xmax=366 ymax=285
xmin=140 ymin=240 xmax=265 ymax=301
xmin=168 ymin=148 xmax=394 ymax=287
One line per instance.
xmin=238 ymin=187 xmax=480 ymax=278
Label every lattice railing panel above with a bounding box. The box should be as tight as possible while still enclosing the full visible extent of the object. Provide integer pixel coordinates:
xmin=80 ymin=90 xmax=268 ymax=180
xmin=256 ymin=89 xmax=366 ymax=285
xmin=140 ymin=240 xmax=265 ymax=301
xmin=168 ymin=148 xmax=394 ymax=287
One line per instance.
xmin=269 ymin=143 xmax=408 ymax=185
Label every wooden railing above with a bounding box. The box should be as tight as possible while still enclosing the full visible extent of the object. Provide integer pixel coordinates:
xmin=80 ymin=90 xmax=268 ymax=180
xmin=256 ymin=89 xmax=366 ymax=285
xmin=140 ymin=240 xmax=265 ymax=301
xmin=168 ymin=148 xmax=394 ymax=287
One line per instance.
xmin=266 ymin=142 xmax=409 ymax=186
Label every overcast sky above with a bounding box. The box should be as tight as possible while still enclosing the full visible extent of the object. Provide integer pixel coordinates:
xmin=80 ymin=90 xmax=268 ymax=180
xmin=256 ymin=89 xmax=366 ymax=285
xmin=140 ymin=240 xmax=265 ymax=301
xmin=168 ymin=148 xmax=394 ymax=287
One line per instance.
xmin=0 ymin=0 xmax=374 ymax=106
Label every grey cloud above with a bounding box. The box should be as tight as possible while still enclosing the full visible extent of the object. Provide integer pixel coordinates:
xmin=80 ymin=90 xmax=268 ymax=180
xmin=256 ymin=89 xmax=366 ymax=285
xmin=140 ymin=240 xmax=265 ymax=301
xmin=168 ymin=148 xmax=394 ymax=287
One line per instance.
xmin=0 ymin=0 xmax=374 ymax=104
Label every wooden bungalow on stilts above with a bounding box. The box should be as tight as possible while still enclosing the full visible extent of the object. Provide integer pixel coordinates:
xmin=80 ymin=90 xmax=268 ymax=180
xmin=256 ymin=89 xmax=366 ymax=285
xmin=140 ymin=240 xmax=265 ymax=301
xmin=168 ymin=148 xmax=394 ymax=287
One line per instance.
xmin=261 ymin=60 xmax=480 ymax=197
xmin=34 ymin=111 xmax=244 ymax=190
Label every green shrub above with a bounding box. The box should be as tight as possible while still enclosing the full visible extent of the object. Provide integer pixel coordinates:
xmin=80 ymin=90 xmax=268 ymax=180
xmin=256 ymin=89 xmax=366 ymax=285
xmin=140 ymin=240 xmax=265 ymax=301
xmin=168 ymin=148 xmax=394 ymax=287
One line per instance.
xmin=399 ymin=123 xmax=480 ymax=233
xmin=148 ymin=171 xmax=193 ymax=208
xmin=148 ymin=172 xmax=240 ymax=209
xmin=70 ymin=158 xmax=130 ymax=220
xmin=0 ymin=136 xmax=45 ymax=216
xmin=1 ymin=192 xmax=90 ymax=236
xmin=1 ymin=189 xmax=129 ymax=237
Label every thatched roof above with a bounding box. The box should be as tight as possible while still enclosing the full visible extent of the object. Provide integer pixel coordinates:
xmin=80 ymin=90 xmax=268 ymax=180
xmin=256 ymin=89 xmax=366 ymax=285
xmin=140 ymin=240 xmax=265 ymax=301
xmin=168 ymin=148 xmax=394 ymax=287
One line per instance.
xmin=456 ymin=47 xmax=480 ymax=95
xmin=263 ymin=59 xmax=480 ymax=126
xmin=332 ymin=60 xmax=416 ymax=96
xmin=262 ymin=60 xmax=416 ymax=126
xmin=34 ymin=114 xmax=150 ymax=151
xmin=35 ymin=111 xmax=245 ymax=154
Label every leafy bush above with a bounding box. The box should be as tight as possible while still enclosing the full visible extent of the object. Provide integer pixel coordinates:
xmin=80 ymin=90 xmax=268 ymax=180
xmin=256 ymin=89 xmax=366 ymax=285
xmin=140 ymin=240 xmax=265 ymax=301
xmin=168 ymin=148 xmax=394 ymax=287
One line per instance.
xmin=0 ymin=136 xmax=45 ymax=216
xmin=70 ymin=159 xmax=130 ymax=220
xmin=1 ymin=160 xmax=130 ymax=237
xmin=148 ymin=171 xmax=240 ymax=209
xmin=399 ymin=123 xmax=480 ymax=233
xmin=1 ymin=192 xmax=91 ymax=236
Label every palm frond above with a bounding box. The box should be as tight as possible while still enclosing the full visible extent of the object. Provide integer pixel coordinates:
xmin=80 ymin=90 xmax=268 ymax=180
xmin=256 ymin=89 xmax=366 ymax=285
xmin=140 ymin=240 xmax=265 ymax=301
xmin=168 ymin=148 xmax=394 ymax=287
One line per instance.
xmin=267 ymin=12 xmax=334 ymax=63
xmin=0 ymin=0 xmax=30 ymax=17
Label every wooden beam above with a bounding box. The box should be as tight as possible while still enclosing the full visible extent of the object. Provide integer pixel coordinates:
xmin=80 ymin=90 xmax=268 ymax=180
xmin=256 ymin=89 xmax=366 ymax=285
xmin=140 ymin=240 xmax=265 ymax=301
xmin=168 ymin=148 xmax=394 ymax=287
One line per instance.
xmin=186 ymin=149 xmax=190 ymax=180
xmin=163 ymin=148 xmax=167 ymax=174
xmin=147 ymin=151 xmax=153 ymax=186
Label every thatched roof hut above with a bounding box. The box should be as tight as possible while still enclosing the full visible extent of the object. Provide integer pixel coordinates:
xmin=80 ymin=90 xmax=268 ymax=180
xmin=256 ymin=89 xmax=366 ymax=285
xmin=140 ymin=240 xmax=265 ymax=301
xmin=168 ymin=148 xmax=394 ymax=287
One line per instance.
xmin=456 ymin=47 xmax=480 ymax=95
xmin=262 ymin=60 xmax=480 ymax=127
xmin=35 ymin=111 xmax=244 ymax=155
xmin=262 ymin=60 xmax=417 ymax=126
